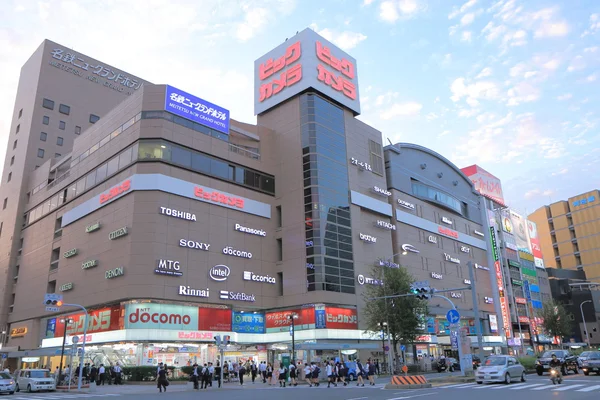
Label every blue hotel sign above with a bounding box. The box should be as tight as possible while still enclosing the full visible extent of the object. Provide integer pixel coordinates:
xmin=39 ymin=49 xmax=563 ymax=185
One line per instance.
xmin=232 ymin=311 xmax=265 ymax=334
xmin=164 ymin=85 xmax=230 ymax=134
xmin=573 ymin=195 xmax=596 ymax=207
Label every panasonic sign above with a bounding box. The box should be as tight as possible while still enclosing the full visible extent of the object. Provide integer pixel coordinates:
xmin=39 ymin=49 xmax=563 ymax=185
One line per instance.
xmin=235 ymin=223 xmax=267 ymax=237
xmin=209 ymin=265 xmax=230 ymax=281
xmin=243 ymin=271 xmax=276 ymax=284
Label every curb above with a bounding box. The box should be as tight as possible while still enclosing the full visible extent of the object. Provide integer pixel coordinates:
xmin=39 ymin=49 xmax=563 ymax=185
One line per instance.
xmin=385 ymin=383 xmax=432 ymax=390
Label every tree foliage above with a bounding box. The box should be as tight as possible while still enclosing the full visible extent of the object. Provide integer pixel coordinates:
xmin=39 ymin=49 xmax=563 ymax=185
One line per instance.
xmin=362 ymin=264 xmax=428 ymax=352
xmin=537 ymin=300 xmax=572 ymax=341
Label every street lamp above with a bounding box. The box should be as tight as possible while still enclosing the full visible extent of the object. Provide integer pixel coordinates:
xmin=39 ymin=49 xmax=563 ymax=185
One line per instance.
xmin=580 ymin=300 xmax=592 ymax=345
xmin=58 ymin=318 xmax=73 ymax=382
xmin=288 ymin=313 xmax=299 ymax=366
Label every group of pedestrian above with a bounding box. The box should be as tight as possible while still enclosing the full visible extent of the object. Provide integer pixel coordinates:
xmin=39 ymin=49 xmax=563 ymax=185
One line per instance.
xmin=325 ymin=358 xmax=377 ymax=388
xmin=189 ymin=361 xmax=222 ymax=390
xmin=54 ymin=362 xmax=122 ymax=386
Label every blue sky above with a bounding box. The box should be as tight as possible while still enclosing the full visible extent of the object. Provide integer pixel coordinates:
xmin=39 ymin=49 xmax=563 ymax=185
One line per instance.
xmin=0 ymin=0 xmax=598 ymax=216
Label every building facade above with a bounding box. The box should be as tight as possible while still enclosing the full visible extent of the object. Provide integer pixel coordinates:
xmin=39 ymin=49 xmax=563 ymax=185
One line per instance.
xmin=529 ymin=190 xmax=600 ymax=279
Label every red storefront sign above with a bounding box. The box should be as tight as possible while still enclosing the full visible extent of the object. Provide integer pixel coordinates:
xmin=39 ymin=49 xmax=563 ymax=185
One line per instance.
xmin=99 ymin=180 xmax=131 ymax=204
xmin=325 ymin=307 xmax=358 ymax=330
xmin=515 ymin=297 xmax=527 ymax=305
xmin=315 ymin=41 xmax=356 ymax=100
xmin=55 ymin=306 xmax=121 ymax=337
xmin=518 ymin=316 xmax=529 ymax=324
xmin=194 ymin=187 xmax=244 ymax=209
xmin=438 ymin=226 xmax=459 ymax=239
xmin=266 ymin=308 xmax=315 ymax=330
xmin=258 ymin=41 xmax=302 ymax=103
xmin=198 ymin=308 xmax=232 ymax=331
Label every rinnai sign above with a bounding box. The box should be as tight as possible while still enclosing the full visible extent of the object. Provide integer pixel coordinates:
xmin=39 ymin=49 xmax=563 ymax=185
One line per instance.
xmin=373 ymin=186 xmax=391 ymax=196
xmin=164 ymin=85 xmax=230 ymax=134
xmin=243 ymin=271 xmax=276 ymax=284
xmin=235 ymin=223 xmax=267 ymax=237
xmin=254 ymin=28 xmax=360 ymax=115
xmin=99 ymin=180 xmax=131 ymax=204
xmin=179 ymin=286 xmax=209 ymax=298
xmin=160 ymin=207 xmax=196 ymax=221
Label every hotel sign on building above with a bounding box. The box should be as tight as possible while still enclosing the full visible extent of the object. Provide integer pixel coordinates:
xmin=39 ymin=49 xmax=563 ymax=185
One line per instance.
xmin=254 ymin=28 xmax=361 ymax=115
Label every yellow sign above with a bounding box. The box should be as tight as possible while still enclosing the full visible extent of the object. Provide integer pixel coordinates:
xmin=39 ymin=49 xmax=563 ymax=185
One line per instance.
xmin=10 ymin=327 xmax=27 ymax=337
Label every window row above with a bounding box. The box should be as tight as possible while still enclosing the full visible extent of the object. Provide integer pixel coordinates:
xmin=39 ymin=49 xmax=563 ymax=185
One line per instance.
xmin=411 ymin=180 xmax=467 ymax=216
xmin=42 ymin=115 xmax=81 ymax=135
xmin=26 ymin=143 xmax=138 ymax=225
xmin=42 ymin=98 xmax=70 ymax=115
xmin=39 ymin=132 xmax=63 ymax=146
xmin=307 ymin=282 xmax=355 ymax=294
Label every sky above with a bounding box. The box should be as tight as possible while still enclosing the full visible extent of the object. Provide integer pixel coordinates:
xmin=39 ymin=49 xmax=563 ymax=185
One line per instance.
xmin=0 ymin=0 xmax=598 ymax=216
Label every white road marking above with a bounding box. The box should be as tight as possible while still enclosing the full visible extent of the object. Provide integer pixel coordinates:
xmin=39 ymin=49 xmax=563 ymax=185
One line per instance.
xmin=509 ymin=383 xmax=546 ymax=390
xmin=531 ymin=384 xmax=561 ymax=390
xmin=577 ymin=385 xmax=600 ymax=392
xmin=489 ymin=383 xmax=526 ymax=389
xmin=386 ymin=393 xmax=436 ymax=400
xmin=438 ymin=383 xmax=477 ymax=389
xmin=552 ymin=384 xmax=585 ymax=391
xmin=346 ymin=397 xmax=368 ymax=400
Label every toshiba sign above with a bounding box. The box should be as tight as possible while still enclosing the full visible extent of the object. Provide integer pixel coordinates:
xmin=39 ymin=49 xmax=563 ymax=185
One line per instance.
xmin=254 ymin=28 xmax=360 ymax=115
xmin=124 ymin=303 xmax=198 ymax=331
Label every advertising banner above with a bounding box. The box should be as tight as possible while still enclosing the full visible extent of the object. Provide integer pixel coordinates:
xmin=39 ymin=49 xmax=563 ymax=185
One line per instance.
xmin=54 ymin=306 xmax=121 ymax=337
xmin=232 ymin=311 xmax=265 ymax=334
xmin=265 ymin=308 xmax=315 ymax=333
xmin=254 ymin=28 xmax=361 ymax=115
xmin=325 ymin=307 xmax=358 ymax=330
xmin=490 ymin=227 xmax=512 ymax=338
xmin=315 ymin=304 xmax=326 ymax=329
xmin=527 ymin=220 xmax=545 ymax=269
xmin=124 ymin=303 xmax=198 ymax=331
xmin=489 ymin=314 xmax=499 ymax=333
xmin=461 ymin=165 xmax=506 ymax=206
xmin=509 ymin=210 xmax=531 ymax=253
xmin=164 ymin=85 xmax=230 ymax=134
xmin=198 ymin=307 xmax=231 ymax=331
xmin=46 ymin=318 xmax=56 ymax=338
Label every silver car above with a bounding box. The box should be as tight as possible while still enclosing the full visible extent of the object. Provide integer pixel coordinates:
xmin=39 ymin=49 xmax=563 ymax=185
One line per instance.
xmin=582 ymin=351 xmax=600 ymax=375
xmin=476 ymin=355 xmax=527 ymax=384
xmin=0 ymin=372 xmax=16 ymax=394
xmin=578 ymin=351 xmax=593 ymax=368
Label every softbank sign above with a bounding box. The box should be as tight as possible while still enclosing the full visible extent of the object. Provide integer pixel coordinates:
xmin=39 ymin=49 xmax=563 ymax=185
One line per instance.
xmin=124 ymin=304 xmax=198 ymax=330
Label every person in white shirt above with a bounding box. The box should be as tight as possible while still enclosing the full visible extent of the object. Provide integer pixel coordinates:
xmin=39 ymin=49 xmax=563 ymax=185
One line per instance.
xmin=98 ymin=364 xmax=106 ymax=385
xmin=326 ymin=361 xmax=337 ymax=388
xmin=113 ymin=363 xmax=122 ymax=385
xmin=278 ymin=365 xmax=287 ymax=387
xmin=259 ymin=361 xmax=267 ymax=383
xmin=304 ymin=363 xmax=313 ymax=387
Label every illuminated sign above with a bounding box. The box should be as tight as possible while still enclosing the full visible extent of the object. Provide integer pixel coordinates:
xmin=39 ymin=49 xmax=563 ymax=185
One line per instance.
xmin=64 ymin=248 xmax=78 ymax=258
xmin=438 ymin=226 xmax=459 ymax=239
xmin=428 ymin=235 xmax=437 ymax=244
xmin=526 ymin=220 xmax=545 ymax=269
xmin=518 ymin=316 xmax=529 ymax=324
xmin=402 ymin=244 xmax=420 ymax=254
xmin=178 ymin=286 xmax=209 ymax=298
xmin=464 ymin=279 xmax=471 ymax=285
xmin=443 ymin=253 xmax=460 ymax=264
xmin=10 ymin=327 xmax=27 ymax=338
xmin=235 ymin=223 xmax=267 ymax=237
xmin=156 ymin=259 xmax=182 ymax=277
xmin=451 ymin=292 xmax=462 ymax=298
xmin=502 ymin=217 xmax=513 ymax=233
xmin=105 ymin=267 xmax=124 ymax=279
xmin=573 ymin=195 xmax=596 ymax=207
xmin=485 ymin=297 xmax=494 ymax=304
xmin=350 ymin=157 xmax=372 ymax=171
xmin=511 ymin=279 xmax=523 ymax=286
xmin=490 ymin=226 xmax=511 ymax=338
xmin=179 ymin=239 xmax=210 ymax=251
xmin=461 ymin=164 xmax=506 ymax=206
xmin=515 ymin=297 xmax=527 ymax=305
xmin=398 ymin=199 xmax=416 ymax=210
xmin=254 ymin=28 xmax=360 ymax=115
xmin=460 ymin=246 xmax=470 ymax=253
xmin=357 ymin=274 xmax=383 ymax=286
xmin=220 ymin=290 xmax=256 ymax=302
xmin=164 ymin=85 xmax=230 ymax=134
xmin=431 ymin=272 xmax=443 ymax=280
xmin=60 ymin=282 xmax=73 ymax=292
xmin=378 ymin=260 xmax=399 ymax=269
xmin=194 ymin=187 xmax=244 ymax=209
xmin=489 ymin=314 xmax=498 ymax=332
xmin=160 ymin=206 xmax=197 ymax=221
xmin=475 ymin=263 xmax=490 ymax=271
xmin=474 ymin=230 xmax=485 ymax=237
xmin=222 ymin=246 xmax=253 ymax=259
xmin=373 ymin=186 xmax=391 ymax=196
xmin=82 ymin=260 xmax=98 ymax=269
xmin=359 ymin=233 xmax=377 ymax=243
xmin=442 ymin=217 xmax=453 ymax=225
xmin=376 ymin=220 xmax=396 ymax=230
xmin=109 ymin=227 xmax=128 ymax=240
xmin=243 ymin=271 xmax=276 ymax=284
xmin=85 ymin=222 xmax=101 ymax=233
xmin=209 ymin=265 xmax=230 ymax=281
xmin=99 ymin=180 xmax=131 ymax=204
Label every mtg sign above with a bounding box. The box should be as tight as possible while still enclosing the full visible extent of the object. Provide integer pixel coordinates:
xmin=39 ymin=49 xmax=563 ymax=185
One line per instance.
xmin=254 ymin=28 xmax=360 ymax=115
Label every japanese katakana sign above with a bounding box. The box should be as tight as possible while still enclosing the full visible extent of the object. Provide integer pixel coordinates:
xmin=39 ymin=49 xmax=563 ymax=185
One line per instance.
xmin=164 ymin=85 xmax=230 ymax=134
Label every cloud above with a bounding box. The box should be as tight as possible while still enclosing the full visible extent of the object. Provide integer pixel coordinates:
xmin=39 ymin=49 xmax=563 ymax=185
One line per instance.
xmin=476 ymin=67 xmax=492 ymax=79
xmin=567 ymin=55 xmax=586 ymax=72
xmin=551 ymin=168 xmax=569 ymax=176
xmin=461 ymin=13 xmax=475 ymax=26
xmin=438 ymin=130 xmax=451 ymax=137
xmin=461 ymin=31 xmax=473 ymax=42
xmin=363 ymin=0 xmax=376 ymax=5
xmin=582 ymin=13 xmax=600 ymax=37
xmin=236 ymin=7 xmax=269 ymax=41
xmin=374 ymin=91 xmax=400 ymax=106
xmin=380 ymin=102 xmax=423 ymax=119
xmin=507 ymin=82 xmax=540 ymax=106
xmin=556 ymin=93 xmax=572 ymax=101
xmin=315 ymin=28 xmax=367 ymax=50
xmin=587 ymin=74 xmax=597 ymax=82
xmin=379 ymin=0 xmax=423 ymax=22
xmin=379 ymin=1 xmax=399 ymax=22
xmin=530 ymin=7 xmax=569 ymax=38
xmin=450 ymin=77 xmax=500 ymax=104
xmin=449 ymin=0 xmax=477 ymax=19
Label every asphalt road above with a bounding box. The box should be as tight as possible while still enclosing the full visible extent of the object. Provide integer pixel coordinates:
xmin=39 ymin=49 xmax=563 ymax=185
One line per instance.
xmin=8 ymin=374 xmax=600 ymax=400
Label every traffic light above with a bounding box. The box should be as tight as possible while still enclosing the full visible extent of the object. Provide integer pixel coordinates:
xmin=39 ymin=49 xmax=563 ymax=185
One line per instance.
xmin=410 ymin=283 xmax=431 ymax=300
xmin=43 ymin=293 xmax=63 ymax=309
xmin=223 ymin=335 xmax=230 ymax=346
xmin=214 ymin=335 xmax=221 ymax=347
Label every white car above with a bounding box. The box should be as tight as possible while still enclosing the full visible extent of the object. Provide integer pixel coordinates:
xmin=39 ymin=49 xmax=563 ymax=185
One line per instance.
xmin=0 ymin=372 xmax=15 ymax=394
xmin=476 ymin=355 xmax=527 ymax=384
xmin=14 ymin=369 xmax=56 ymax=393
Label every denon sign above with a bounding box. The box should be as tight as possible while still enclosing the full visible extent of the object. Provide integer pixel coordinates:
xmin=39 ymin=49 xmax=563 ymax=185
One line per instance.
xmin=124 ymin=303 xmax=199 ymax=330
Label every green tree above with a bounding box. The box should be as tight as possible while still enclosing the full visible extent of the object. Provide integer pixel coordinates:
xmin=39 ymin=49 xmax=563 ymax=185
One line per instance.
xmin=362 ymin=264 xmax=428 ymax=365
xmin=537 ymin=300 xmax=572 ymax=343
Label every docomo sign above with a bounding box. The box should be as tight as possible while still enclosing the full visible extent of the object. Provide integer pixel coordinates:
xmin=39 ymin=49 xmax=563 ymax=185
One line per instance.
xmin=124 ymin=303 xmax=199 ymax=330
xmin=99 ymin=180 xmax=131 ymax=204
xmin=254 ymin=28 xmax=360 ymax=115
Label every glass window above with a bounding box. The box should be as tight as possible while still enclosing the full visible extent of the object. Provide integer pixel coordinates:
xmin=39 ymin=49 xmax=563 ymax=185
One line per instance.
xmin=191 ymin=152 xmax=210 ymax=173
xmin=111 ymin=126 xmax=123 ymax=139
xmin=10 ymin=156 xmax=14 ymax=166
xmin=106 ymin=156 xmax=119 ymax=177
xmin=40 ymin=132 xmax=47 ymax=141
xmin=59 ymin=104 xmax=70 ymax=115
xmin=37 ymin=148 xmax=44 ymax=158
xmin=89 ymin=114 xmax=100 ymax=123
xmin=43 ymin=116 xmax=49 ymax=125
xmin=211 ymin=159 xmax=229 ymax=180
xmin=260 ymin=175 xmax=275 ymax=193
xmin=75 ymin=126 xmax=81 ymax=135
xmin=75 ymin=179 xmax=86 ymax=196
xmin=57 ymin=137 xmax=63 ymax=146
xmin=89 ymin=142 xmax=99 ymax=155
xmin=122 ymin=117 xmax=135 ymax=131
xmin=42 ymin=199 xmax=50 ymax=215
xmin=66 ymin=183 xmax=76 ymax=201
xmin=42 ymin=98 xmax=54 ymax=110
xmin=171 ymin=145 xmax=191 ymax=168
xmin=95 ymin=163 xmax=108 ymax=182
xmin=119 ymin=146 xmax=133 ymax=168
xmin=138 ymin=141 xmax=164 ymax=160
xmin=59 ymin=121 xmax=66 ymax=130
xmin=235 ymin=167 xmax=245 ymax=184
xmin=85 ymin=171 xmax=96 ymax=189
xmin=49 ymin=195 xmax=59 ymax=211
xmin=59 ymin=189 xmax=65 ymax=205
xmin=80 ymin=149 xmax=89 ymax=161
xmin=99 ymin=134 xmax=110 ymax=148
xmin=55 ymin=153 xmax=61 ymax=158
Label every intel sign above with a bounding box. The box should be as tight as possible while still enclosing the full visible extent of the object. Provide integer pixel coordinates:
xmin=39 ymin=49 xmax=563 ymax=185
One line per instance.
xmin=209 ymin=265 xmax=230 ymax=282
xmin=164 ymin=85 xmax=230 ymax=134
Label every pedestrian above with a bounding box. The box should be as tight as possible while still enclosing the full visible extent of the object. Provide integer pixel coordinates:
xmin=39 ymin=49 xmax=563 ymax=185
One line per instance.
xmin=208 ymin=362 xmax=214 ymax=387
xmin=289 ymin=362 xmax=297 ymax=386
xmin=278 ymin=364 xmax=288 ymax=387
xmin=215 ymin=362 xmax=222 ymax=388
xmin=260 ymin=361 xmax=267 ymax=383
xmin=368 ymin=360 xmax=376 ymax=386
xmin=338 ymin=361 xmax=347 ymax=386
xmin=223 ymin=362 xmax=230 ymax=383
xmin=201 ymin=363 xmax=209 ymax=389
xmin=90 ymin=364 xmax=97 ymax=385
xmin=311 ymin=362 xmax=321 ymax=386
xmin=192 ymin=363 xmax=199 ymax=390
xmin=156 ymin=365 xmax=169 ymax=393
xmin=375 ymin=359 xmax=380 ymax=375
xmin=327 ymin=360 xmax=336 ymax=388
xmin=251 ymin=361 xmax=257 ymax=383
xmin=98 ymin=364 xmax=105 ymax=385
xmin=266 ymin=362 xmax=273 ymax=385
xmin=356 ymin=359 xmax=365 ymax=387
xmin=239 ymin=363 xmax=246 ymax=386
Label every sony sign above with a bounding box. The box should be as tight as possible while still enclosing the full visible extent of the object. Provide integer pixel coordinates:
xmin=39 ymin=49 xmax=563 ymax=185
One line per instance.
xmin=156 ymin=259 xmax=182 ymax=276
xmin=243 ymin=271 xmax=276 ymax=284
xmin=209 ymin=265 xmax=230 ymax=282
xmin=179 ymin=239 xmax=210 ymax=251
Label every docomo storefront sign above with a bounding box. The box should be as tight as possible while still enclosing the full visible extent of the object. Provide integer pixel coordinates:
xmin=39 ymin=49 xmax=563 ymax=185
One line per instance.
xmin=99 ymin=180 xmax=131 ymax=204
xmin=235 ymin=223 xmax=266 ymax=237
xmin=254 ymin=28 xmax=360 ymax=115
xmin=124 ymin=303 xmax=199 ymax=330
xmin=222 ymin=246 xmax=253 ymax=259
xmin=160 ymin=206 xmax=196 ymax=221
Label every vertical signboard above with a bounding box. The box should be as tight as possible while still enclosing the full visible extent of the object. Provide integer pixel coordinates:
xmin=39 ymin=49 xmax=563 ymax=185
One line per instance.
xmin=254 ymin=28 xmax=360 ymax=115
xmin=527 ymin=220 xmax=545 ymax=269
xmin=461 ymin=165 xmax=506 ymax=206
xmin=315 ymin=304 xmax=326 ymax=329
xmin=490 ymin=227 xmax=512 ymax=338
xmin=509 ymin=210 xmax=531 ymax=253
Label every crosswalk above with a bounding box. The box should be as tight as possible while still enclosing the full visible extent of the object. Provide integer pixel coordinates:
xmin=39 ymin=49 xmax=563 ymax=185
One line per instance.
xmin=438 ymin=382 xmax=600 ymax=392
xmin=10 ymin=394 xmax=121 ymax=400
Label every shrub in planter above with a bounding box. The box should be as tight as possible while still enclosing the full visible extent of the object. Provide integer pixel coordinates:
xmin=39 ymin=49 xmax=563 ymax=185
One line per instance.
xmin=180 ymin=366 xmax=194 ymax=376
xmin=518 ymin=356 xmax=537 ymax=370
xmin=122 ymin=366 xmax=158 ymax=382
